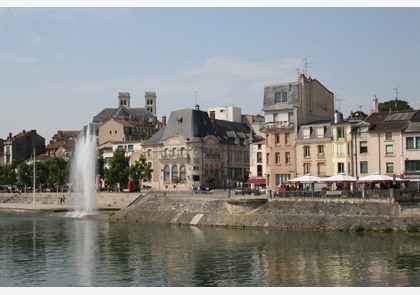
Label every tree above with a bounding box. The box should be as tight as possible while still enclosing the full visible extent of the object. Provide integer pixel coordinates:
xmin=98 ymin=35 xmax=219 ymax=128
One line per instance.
xmin=378 ymin=99 xmax=413 ymax=112
xmin=129 ymin=154 xmax=153 ymax=191
xmin=17 ymin=162 xmax=32 ymax=190
xmin=105 ymin=148 xmax=129 ymax=191
xmin=203 ymin=173 xmax=217 ymax=189
xmin=0 ymin=162 xmax=17 ymax=186
xmin=46 ymin=157 xmax=68 ymax=191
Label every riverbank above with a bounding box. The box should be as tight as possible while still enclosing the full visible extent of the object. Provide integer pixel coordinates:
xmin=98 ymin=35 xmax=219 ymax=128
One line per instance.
xmin=1 ymin=190 xmax=420 ymax=232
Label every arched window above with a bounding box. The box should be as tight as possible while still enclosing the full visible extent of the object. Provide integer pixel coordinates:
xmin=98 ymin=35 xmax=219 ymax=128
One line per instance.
xmin=163 ymin=165 xmax=170 ymax=182
xmin=171 ymin=165 xmax=178 ymax=181
xmin=180 ymin=165 xmax=187 ymax=181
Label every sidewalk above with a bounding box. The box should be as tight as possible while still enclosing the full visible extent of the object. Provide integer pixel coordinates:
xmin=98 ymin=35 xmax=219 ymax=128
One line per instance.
xmin=0 ymin=202 xmax=73 ymax=212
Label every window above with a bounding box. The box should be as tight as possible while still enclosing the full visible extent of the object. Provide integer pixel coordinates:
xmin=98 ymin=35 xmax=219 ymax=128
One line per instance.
xmin=406 ymin=137 xmax=420 ymax=149
xmin=405 ymin=160 xmax=420 ymax=171
xmin=275 ymin=152 xmax=280 ymax=164
xmin=257 ymin=152 xmax=262 ymax=163
xmin=266 ymin=153 xmax=270 ymax=165
xmin=303 ymin=128 xmax=311 ymax=139
xmin=386 ymin=162 xmax=394 ymax=174
xmin=275 ymin=174 xmax=290 ymax=186
xmin=172 ymin=148 xmax=176 ymax=157
xmin=303 ymin=146 xmax=311 ymax=157
xmin=147 ymin=149 xmax=151 ymax=157
xmin=318 ymin=145 xmax=325 ymax=156
xmin=257 ymin=144 xmax=262 ymax=150
xmin=385 ymin=144 xmax=394 ymax=156
xmin=303 ymin=163 xmax=311 ymax=174
xmin=171 ymin=165 xmax=178 ymax=181
xmin=273 ymin=113 xmax=278 ymax=122
xmin=337 ymin=126 xmax=345 ymax=139
xmin=360 ymin=141 xmax=368 ymax=154
xmin=360 ymin=161 xmax=368 ymax=174
xmin=316 ymin=127 xmax=324 ymax=138
xmin=285 ymin=152 xmax=291 ymax=164
xmin=257 ymin=165 xmax=263 ymax=177
xmin=337 ymin=143 xmax=345 ymax=157
xmin=275 ymin=133 xmax=280 ymax=145
xmin=163 ymin=165 xmax=170 ymax=181
xmin=275 ymin=91 xmax=288 ymax=103
xmin=385 ymin=132 xmax=392 ymax=140
xmin=180 ymin=147 xmax=185 ymax=157
xmin=285 ymin=133 xmax=290 ymax=145
xmin=337 ymin=162 xmax=345 ymax=173
xmin=180 ymin=165 xmax=187 ymax=181
xmin=128 ymin=145 xmax=134 ymax=152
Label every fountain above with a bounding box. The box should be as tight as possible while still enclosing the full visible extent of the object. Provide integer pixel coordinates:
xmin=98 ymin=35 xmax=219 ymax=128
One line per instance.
xmin=68 ymin=124 xmax=97 ymax=217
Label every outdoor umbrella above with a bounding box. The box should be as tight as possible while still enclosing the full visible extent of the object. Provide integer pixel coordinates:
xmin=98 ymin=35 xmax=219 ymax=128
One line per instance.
xmin=321 ymin=173 xmax=357 ymax=183
xmin=359 ymin=173 xmax=393 ymax=183
xmin=286 ymin=174 xmax=324 ymax=183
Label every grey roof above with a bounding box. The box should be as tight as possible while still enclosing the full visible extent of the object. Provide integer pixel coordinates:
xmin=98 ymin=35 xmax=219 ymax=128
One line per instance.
xmin=142 ymin=108 xmax=255 ymax=145
xmin=142 ymin=108 xmax=215 ymax=145
xmin=296 ymin=122 xmax=333 ymax=141
xmin=404 ymin=121 xmax=420 ymax=133
xmin=93 ymin=106 xmax=158 ymax=125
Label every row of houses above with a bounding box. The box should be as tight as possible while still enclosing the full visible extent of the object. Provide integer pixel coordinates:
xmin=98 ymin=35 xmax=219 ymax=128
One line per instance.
xmin=1 ymin=74 xmax=419 ymax=191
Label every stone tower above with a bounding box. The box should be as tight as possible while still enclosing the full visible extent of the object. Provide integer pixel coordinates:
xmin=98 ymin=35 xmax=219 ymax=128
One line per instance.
xmin=145 ymin=92 xmax=157 ymax=116
xmin=118 ymin=92 xmax=131 ymax=108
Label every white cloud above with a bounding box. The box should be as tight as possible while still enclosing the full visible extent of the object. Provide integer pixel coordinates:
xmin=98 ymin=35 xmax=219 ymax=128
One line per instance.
xmin=1 ymin=54 xmax=38 ymax=63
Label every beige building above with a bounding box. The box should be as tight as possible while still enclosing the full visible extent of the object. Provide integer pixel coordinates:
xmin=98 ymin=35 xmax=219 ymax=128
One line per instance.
xmin=295 ymin=121 xmax=333 ymax=178
xmin=353 ymin=109 xmax=420 ymax=180
xmin=261 ymin=74 xmax=335 ymax=189
xmin=98 ymin=118 xmax=157 ymax=146
xmin=140 ymin=105 xmax=256 ymax=191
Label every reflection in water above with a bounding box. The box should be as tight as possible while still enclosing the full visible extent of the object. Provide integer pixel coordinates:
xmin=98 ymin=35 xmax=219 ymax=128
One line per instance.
xmin=0 ymin=212 xmax=419 ymax=287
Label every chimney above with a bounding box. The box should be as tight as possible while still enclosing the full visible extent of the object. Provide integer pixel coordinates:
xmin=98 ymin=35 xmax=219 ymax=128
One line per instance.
xmin=8 ymin=132 xmax=12 ymax=140
xmin=210 ymin=111 xmax=216 ymax=128
xmin=371 ymin=95 xmax=379 ymax=113
xmin=195 ymin=104 xmax=200 ymax=111
xmin=161 ymin=115 xmax=167 ymax=127
xmin=22 ymin=130 xmax=26 ymax=135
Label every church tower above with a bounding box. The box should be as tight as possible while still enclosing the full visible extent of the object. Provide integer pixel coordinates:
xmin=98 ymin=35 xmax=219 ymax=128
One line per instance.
xmin=118 ymin=92 xmax=131 ymax=108
xmin=145 ymin=92 xmax=157 ymax=116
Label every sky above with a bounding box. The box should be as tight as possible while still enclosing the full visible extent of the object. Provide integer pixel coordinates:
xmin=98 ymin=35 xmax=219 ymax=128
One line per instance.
xmin=1 ymin=2 xmax=419 ymax=142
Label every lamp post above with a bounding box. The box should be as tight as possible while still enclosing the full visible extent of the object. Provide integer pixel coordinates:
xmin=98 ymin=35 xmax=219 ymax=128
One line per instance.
xmin=33 ymin=147 xmax=36 ymax=205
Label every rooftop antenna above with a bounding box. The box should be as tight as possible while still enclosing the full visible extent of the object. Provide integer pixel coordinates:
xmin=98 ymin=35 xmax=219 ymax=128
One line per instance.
xmin=302 ymin=57 xmax=314 ymax=76
xmin=394 ymin=87 xmax=399 ymax=108
xmin=195 ymin=91 xmax=198 ymax=105
xmin=334 ymin=95 xmax=347 ymax=111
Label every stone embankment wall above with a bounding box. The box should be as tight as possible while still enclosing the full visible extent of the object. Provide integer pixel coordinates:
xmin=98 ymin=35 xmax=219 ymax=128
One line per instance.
xmin=109 ymin=192 xmax=420 ymax=232
xmin=0 ymin=192 xmax=138 ymax=209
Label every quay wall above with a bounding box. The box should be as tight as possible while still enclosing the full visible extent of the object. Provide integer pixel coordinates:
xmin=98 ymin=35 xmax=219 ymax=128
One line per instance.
xmin=2 ymin=191 xmax=420 ymax=232
xmin=109 ymin=192 xmax=420 ymax=232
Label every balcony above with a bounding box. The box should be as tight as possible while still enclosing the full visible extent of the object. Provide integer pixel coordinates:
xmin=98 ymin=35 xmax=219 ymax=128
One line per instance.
xmin=260 ymin=121 xmax=294 ymax=132
xmin=160 ymin=153 xmax=189 ymax=161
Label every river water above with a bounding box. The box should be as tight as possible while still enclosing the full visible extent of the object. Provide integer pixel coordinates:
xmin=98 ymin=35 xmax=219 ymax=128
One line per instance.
xmin=0 ymin=211 xmax=419 ymax=287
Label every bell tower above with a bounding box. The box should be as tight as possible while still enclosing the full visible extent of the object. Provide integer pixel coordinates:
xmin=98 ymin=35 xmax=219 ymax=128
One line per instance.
xmin=145 ymin=92 xmax=157 ymax=116
xmin=118 ymin=92 xmax=131 ymax=108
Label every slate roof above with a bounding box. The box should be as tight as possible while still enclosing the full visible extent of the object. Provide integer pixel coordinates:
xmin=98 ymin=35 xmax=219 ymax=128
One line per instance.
xmin=142 ymin=108 xmax=255 ymax=145
xmin=296 ymin=121 xmax=333 ymax=141
xmin=93 ymin=106 xmax=159 ymax=125
xmin=360 ymin=110 xmax=420 ymax=132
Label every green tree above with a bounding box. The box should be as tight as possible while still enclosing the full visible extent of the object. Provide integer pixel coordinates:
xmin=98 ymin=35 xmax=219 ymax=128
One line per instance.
xmin=0 ymin=163 xmax=17 ymax=186
xmin=105 ymin=148 xmax=129 ymax=191
xmin=35 ymin=161 xmax=49 ymax=191
xmin=46 ymin=157 xmax=69 ymax=191
xmin=129 ymin=154 xmax=153 ymax=191
xmin=17 ymin=162 xmax=32 ymax=190
xmin=378 ymin=99 xmax=413 ymax=112
xmin=203 ymin=173 xmax=217 ymax=189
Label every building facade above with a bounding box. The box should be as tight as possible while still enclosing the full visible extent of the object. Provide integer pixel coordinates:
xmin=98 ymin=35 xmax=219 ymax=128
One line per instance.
xmin=261 ymin=74 xmax=335 ymax=189
xmin=2 ymin=130 xmax=45 ymax=166
xmin=140 ymin=105 xmax=256 ymax=190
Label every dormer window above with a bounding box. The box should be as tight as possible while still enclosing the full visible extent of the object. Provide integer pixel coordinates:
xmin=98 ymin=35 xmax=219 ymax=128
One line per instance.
xmin=303 ymin=127 xmax=311 ymax=139
xmin=275 ymin=91 xmax=288 ymax=103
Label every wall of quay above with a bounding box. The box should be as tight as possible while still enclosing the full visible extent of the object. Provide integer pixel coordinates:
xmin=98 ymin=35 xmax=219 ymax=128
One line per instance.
xmin=109 ymin=192 xmax=420 ymax=232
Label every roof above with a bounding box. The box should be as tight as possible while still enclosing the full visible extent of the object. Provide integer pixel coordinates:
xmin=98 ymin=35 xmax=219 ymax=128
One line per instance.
xmin=359 ymin=110 xmax=420 ymax=132
xmin=404 ymin=121 xmax=420 ymax=133
xmin=143 ymin=108 xmax=216 ymax=145
xmin=93 ymin=106 xmax=159 ymax=125
xmin=142 ymin=107 xmax=256 ymax=145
